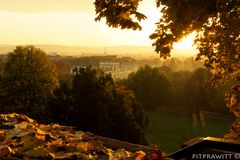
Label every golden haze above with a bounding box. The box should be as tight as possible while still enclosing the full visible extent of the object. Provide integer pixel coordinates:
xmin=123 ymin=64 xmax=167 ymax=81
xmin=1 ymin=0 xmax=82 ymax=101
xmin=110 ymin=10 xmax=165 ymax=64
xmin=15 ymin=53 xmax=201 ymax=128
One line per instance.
xmin=0 ymin=0 xmax=197 ymax=56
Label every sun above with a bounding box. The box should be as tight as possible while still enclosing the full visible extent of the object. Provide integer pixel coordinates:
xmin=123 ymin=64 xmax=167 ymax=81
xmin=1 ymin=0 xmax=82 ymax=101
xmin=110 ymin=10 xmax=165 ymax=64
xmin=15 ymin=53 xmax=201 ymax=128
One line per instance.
xmin=171 ymin=32 xmax=198 ymax=57
xmin=173 ymin=32 xmax=196 ymax=49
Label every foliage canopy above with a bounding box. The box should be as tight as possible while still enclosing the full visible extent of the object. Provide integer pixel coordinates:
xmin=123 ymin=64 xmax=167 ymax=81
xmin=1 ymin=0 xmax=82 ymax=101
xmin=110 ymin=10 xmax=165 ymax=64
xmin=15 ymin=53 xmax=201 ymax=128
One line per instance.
xmin=94 ymin=0 xmax=147 ymax=30
xmin=1 ymin=46 xmax=58 ymax=119
xmin=121 ymin=65 xmax=171 ymax=111
xmin=48 ymin=66 xmax=148 ymax=144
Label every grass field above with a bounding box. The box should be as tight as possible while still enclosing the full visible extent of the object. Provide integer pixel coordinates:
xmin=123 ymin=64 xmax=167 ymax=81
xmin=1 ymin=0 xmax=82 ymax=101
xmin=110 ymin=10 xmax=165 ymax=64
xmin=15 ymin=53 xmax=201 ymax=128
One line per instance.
xmin=145 ymin=110 xmax=234 ymax=154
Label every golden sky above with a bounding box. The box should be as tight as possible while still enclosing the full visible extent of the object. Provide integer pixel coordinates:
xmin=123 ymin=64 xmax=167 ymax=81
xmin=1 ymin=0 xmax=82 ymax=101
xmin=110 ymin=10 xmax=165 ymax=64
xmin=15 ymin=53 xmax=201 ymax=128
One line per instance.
xmin=0 ymin=0 xmax=197 ymax=56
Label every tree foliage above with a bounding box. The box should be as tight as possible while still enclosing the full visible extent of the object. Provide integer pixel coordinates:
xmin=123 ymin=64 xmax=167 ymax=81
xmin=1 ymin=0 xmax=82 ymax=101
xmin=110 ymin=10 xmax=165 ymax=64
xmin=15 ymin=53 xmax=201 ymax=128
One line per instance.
xmin=0 ymin=57 xmax=3 ymax=76
xmin=94 ymin=0 xmax=146 ymax=30
xmin=46 ymin=81 xmax=73 ymax=124
xmin=1 ymin=46 xmax=58 ymax=119
xmin=95 ymin=0 xmax=240 ymax=139
xmin=183 ymin=68 xmax=214 ymax=116
xmin=121 ymin=65 xmax=171 ymax=111
xmin=120 ymin=66 xmax=229 ymax=115
xmin=48 ymin=66 xmax=148 ymax=145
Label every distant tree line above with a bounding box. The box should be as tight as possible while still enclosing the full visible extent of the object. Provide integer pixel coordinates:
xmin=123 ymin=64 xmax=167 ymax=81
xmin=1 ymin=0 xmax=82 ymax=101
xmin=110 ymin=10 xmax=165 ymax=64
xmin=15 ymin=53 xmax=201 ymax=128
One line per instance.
xmin=119 ymin=65 xmax=232 ymax=117
xmin=0 ymin=46 xmax=148 ymax=145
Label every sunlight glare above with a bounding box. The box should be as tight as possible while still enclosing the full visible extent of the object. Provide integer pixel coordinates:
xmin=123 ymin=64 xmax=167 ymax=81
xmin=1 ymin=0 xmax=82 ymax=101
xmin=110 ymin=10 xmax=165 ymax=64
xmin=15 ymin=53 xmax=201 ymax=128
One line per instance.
xmin=173 ymin=32 xmax=196 ymax=49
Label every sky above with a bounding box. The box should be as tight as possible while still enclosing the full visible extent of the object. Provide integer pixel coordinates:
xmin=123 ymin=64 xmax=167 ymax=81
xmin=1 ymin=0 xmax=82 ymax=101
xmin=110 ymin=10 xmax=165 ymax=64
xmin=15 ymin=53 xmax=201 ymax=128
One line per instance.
xmin=0 ymin=0 xmax=197 ymax=56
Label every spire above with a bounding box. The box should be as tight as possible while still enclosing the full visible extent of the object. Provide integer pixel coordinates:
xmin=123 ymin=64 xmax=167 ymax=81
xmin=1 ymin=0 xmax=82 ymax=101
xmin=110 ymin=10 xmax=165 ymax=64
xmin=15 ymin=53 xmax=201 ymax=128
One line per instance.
xmin=104 ymin=47 xmax=107 ymax=55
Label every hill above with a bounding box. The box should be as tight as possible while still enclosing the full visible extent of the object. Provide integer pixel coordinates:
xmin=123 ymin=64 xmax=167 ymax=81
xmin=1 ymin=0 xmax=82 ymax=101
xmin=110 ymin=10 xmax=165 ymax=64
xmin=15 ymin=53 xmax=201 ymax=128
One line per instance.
xmin=0 ymin=45 xmax=155 ymax=57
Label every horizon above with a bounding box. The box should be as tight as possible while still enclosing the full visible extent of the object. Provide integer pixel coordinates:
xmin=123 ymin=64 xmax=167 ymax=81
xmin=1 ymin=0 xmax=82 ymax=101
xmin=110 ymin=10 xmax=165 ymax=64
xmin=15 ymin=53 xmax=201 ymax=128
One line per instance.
xmin=0 ymin=43 xmax=198 ymax=58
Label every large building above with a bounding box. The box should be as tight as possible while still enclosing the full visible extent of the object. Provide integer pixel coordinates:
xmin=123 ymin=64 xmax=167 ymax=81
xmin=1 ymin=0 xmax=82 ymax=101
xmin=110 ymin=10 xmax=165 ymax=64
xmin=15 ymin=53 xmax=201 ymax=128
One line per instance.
xmin=99 ymin=62 xmax=120 ymax=71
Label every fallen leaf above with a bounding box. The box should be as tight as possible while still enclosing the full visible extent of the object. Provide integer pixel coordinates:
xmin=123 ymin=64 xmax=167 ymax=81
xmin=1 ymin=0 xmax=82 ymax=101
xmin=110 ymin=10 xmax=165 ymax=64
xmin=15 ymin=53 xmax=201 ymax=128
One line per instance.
xmin=0 ymin=145 xmax=14 ymax=158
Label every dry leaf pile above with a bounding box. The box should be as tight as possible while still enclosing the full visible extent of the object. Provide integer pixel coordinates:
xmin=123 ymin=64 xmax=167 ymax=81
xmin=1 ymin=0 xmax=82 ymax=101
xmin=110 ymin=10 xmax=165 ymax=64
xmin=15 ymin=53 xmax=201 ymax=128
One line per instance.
xmin=0 ymin=113 xmax=167 ymax=160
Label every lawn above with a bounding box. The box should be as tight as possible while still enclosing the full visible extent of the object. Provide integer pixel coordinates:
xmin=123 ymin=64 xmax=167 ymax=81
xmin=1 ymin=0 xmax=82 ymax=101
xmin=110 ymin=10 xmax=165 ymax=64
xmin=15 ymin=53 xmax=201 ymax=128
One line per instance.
xmin=145 ymin=110 xmax=234 ymax=154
